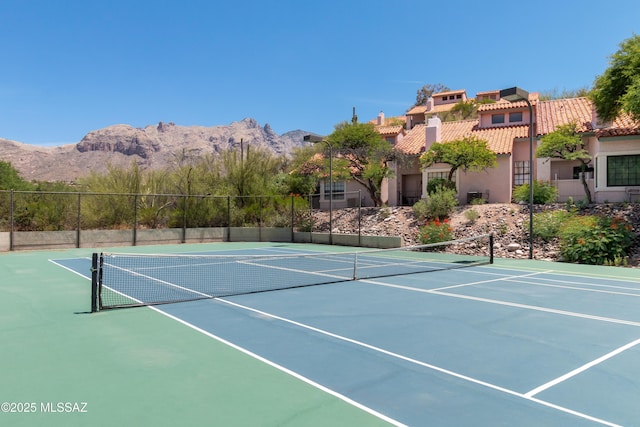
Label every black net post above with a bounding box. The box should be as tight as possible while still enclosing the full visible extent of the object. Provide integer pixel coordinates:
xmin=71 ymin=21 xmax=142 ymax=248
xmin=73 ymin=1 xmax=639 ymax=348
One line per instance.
xmin=90 ymin=253 xmax=99 ymax=313
xmin=489 ymin=234 xmax=494 ymax=264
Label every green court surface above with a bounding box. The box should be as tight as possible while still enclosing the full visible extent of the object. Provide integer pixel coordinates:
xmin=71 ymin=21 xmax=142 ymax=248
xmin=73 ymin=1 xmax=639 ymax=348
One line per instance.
xmin=2 ymin=242 xmax=640 ymax=426
xmin=0 ymin=244 xmax=390 ymax=427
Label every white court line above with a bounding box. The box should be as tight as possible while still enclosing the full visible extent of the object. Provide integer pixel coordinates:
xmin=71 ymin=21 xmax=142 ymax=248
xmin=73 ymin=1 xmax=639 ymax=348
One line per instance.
xmin=430 ymin=270 xmax=551 ymax=292
xmin=52 ymin=256 xmax=622 ymax=425
xmin=508 ymin=278 xmax=640 ymax=298
xmin=200 ymin=297 xmax=621 ymax=427
xmin=149 ymin=304 xmax=408 ymax=427
xmin=356 ymin=270 xmax=547 ymax=294
xmin=525 ymin=337 xmax=640 ymax=398
xmin=510 ymin=274 xmax=640 ymax=291
xmin=361 ymin=275 xmax=640 ymax=328
xmin=48 ymin=257 xmax=92 ymax=278
xmin=49 ymin=257 xmax=406 ymax=426
xmin=429 ymin=290 xmax=640 ymax=327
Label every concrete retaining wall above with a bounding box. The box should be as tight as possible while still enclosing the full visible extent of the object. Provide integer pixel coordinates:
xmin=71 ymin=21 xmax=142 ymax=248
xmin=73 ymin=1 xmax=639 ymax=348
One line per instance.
xmin=1 ymin=227 xmax=402 ymax=251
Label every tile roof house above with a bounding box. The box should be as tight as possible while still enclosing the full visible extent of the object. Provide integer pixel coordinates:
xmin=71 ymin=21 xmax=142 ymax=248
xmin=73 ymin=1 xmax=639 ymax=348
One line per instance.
xmin=307 ymin=89 xmax=640 ymax=210
xmin=383 ymin=92 xmax=640 ymax=206
xmin=535 ymin=97 xmax=640 ymax=203
xmin=406 ymin=89 xmax=469 ymax=129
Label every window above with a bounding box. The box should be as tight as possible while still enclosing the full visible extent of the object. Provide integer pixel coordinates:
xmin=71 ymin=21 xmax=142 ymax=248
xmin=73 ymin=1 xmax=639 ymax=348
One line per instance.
xmin=509 ymin=112 xmax=523 ymax=123
xmin=324 ymin=180 xmax=345 ymax=200
xmin=607 ymin=155 xmax=640 ymax=186
xmin=427 ymin=171 xmax=455 ymax=181
xmin=449 ymin=95 xmax=455 ymax=100
xmin=492 ymin=114 xmax=505 ymax=124
xmin=442 ymin=97 xmax=447 ymax=102
xmin=514 ymin=161 xmax=530 ymax=185
xmin=572 ymin=166 xmax=594 ymax=179
xmin=456 ymin=94 xmax=462 ymax=99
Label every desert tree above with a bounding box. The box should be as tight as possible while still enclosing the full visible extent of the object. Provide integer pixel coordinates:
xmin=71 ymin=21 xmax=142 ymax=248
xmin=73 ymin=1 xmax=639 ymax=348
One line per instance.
xmin=419 ymin=136 xmax=497 ymax=182
xmin=414 ymin=83 xmax=450 ymax=106
xmin=537 ymin=122 xmax=593 ymax=204
xmin=325 ymin=122 xmax=394 ymax=207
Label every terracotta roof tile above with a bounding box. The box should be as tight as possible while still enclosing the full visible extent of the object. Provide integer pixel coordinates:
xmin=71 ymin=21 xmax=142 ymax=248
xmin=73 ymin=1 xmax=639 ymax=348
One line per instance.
xmin=406 ymin=102 xmax=460 ymax=117
xmin=396 ymin=120 xmax=525 ymax=156
xmin=477 ymin=93 xmax=539 ymax=112
xmin=476 ymin=90 xmax=500 ymax=96
xmin=440 ymin=119 xmax=477 ymax=142
xmin=433 ymin=89 xmax=466 ymax=97
xmin=471 ymin=125 xmax=529 ymax=155
xmin=536 ymin=97 xmax=593 ymax=135
xmin=375 ymin=125 xmax=404 ymax=136
xmin=368 ymin=116 xmax=407 ymax=126
xmin=596 ymin=112 xmax=640 ymax=137
xmin=428 ymin=103 xmax=461 ymax=114
xmin=406 ymin=105 xmax=427 ymax=115
xmin=395 ymin=124 xmax=427 ymax=155
xmin=535 ymin=97 xmax=640 ymax=137
xmin=477 ymin=99 xmax=536 ymax=112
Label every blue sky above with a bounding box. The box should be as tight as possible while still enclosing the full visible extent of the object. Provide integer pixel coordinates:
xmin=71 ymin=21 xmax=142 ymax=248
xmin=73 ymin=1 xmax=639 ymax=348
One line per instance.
xmin=1 ymin=0 xmax=638 ymax=146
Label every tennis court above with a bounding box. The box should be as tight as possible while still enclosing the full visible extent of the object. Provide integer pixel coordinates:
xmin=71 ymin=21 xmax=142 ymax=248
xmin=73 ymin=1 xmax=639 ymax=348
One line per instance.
xmin=2 ymin=241 xmax=640 ymax=426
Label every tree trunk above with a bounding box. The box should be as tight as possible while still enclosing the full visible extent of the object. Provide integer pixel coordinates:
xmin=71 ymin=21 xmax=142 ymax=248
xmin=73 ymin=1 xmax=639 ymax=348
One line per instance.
xmin=353 ymin=176 xmax=382 ymax=206
xmin=448 ymin=167 xmax=457 ymax=182
xmin=579 ymin=162 xmax=593 ymax=204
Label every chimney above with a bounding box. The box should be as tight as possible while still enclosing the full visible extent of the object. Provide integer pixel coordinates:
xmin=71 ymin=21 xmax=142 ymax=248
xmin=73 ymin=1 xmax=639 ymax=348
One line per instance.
xmin=426 ymin=96 xmax=434 ymax=112
xmin=377 ymin=111 xmax=385 ymax=126
xmin=425 ymin=116 xmax=442 ymax=149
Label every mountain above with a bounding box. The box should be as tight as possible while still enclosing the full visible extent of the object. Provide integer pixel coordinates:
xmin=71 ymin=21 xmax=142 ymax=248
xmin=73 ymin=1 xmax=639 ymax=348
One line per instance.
xmin=0 ymin=118 xmax=311 ymax=182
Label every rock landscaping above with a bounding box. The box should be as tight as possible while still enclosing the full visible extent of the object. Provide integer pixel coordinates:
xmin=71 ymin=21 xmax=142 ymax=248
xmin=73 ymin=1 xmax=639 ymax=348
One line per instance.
xmin=311 ymin=203 xmax=640 ymax=267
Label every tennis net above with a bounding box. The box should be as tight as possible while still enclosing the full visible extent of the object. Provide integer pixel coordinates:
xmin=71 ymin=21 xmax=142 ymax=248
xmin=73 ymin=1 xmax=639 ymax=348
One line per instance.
xmin=90 ymin=234 xmax=493 ymax=312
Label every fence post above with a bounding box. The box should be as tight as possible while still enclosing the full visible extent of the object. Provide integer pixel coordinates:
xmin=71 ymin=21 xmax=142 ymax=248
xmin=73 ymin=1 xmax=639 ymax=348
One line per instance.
xmin=358 ymin=190 xmax=362 ymax=247
xmin=182 ymin=195 xmax=187 ymax=244
xmin=227 ymin=196 xmax=231 ymax=242
xmin=133 ymin=194 xmax=138 ymax=246
xmin=290 ymin=195 xmax=294 ymax=243
xmin=259 ymin=197 xmax=263 ymax=242
xmin=76 ymin=193 xmax=81 ymax=248
xmin=9 ymin=190 xmax=14 ymax=251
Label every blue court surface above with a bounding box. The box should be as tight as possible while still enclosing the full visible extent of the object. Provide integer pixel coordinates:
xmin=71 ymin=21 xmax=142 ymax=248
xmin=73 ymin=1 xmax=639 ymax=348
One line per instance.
xmin=53 ymin=243 xmax=640 ymax=426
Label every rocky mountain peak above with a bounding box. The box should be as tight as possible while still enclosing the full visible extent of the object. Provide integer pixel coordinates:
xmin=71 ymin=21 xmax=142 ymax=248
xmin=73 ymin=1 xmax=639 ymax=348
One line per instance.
xmin=0 ymin=118 xmax=311 ymax=182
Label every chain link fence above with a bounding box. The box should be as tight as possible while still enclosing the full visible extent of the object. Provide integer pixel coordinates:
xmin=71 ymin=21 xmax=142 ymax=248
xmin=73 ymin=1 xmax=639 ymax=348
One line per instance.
xmin=0 ymin=190 xmax=367 ymax=250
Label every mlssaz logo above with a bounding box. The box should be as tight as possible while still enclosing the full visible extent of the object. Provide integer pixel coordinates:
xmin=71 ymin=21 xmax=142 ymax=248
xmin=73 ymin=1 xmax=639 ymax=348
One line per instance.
xmin=40 ymin=402 xmax=88 ymax=413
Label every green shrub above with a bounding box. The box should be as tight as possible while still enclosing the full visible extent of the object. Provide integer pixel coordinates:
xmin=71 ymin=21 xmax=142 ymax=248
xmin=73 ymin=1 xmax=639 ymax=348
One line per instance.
xmin=413 ymin=187 xmax=458 ymax=221
xmin=412 ymin=199 xmax=429 ymax=221
xmin=463 ymin=208 xmax=480 ymax=223
xmin=418 ymin=218 xmax=453 ymax=244
xmin=559 ymin=215 xmax=634 ymax=265
xmin=531 ymin=210 xmax=575 ymax=241
xmin=513 ymin=180 xmax=558 ymax=204
xmin=426 ymin=178 xmax=456 ymax=195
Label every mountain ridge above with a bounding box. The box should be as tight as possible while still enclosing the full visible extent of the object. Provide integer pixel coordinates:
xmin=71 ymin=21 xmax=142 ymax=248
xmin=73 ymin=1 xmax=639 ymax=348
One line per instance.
xmin=0 ymin=118 xmax=311 ymax=182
